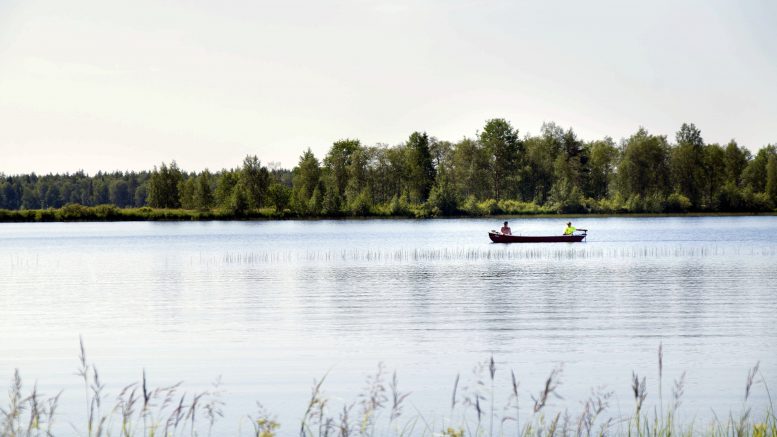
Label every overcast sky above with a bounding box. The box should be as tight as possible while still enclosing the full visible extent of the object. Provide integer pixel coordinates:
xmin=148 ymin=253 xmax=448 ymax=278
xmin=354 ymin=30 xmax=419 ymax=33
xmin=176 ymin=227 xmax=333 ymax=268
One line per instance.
xmin=1 ymin=0 xmax=775 ymax=175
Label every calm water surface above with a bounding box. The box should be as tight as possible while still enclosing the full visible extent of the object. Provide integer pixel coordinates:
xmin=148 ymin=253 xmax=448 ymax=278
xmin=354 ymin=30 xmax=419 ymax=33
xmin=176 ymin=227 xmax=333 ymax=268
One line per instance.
xmin=1 ymin=216 xmax=775 ymax=434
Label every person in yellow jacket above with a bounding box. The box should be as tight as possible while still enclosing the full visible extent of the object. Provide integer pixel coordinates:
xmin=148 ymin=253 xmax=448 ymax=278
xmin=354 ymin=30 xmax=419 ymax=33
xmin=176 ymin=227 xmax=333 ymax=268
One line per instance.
xmin=563 ymin=222 xmax=576 ymax=235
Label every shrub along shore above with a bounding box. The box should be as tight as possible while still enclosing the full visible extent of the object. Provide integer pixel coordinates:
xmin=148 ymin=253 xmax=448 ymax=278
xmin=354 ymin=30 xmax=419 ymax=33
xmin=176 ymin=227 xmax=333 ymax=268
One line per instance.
xmin=0 ymin=202 xmax=775 ymax=223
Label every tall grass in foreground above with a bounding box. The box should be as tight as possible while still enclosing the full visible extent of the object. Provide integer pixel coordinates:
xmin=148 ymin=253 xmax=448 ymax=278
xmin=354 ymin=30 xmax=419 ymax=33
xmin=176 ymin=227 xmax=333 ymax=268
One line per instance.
xmin=1 ymin=341 xmax=774 ymax=437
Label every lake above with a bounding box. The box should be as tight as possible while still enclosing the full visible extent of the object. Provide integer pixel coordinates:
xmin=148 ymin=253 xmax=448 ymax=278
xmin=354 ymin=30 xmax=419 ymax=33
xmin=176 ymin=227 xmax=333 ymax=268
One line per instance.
xmin=1 ymin=216 xmax=775 ymax=435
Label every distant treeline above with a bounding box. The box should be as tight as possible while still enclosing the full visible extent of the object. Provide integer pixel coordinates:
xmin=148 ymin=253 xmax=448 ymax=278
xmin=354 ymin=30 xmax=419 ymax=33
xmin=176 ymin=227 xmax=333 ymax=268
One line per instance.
xmin=1 ymin=119 xmax=776 ymax=220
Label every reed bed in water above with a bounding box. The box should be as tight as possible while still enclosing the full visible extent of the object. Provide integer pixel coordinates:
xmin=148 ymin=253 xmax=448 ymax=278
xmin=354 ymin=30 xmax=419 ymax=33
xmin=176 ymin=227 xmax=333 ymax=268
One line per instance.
xmin=6 ymin=245 xmax=775 ymax=272
xmin=208 ymin=245 xmax=777 ymax=266
xmin=1 ymin=342 xmax=774 ymax=437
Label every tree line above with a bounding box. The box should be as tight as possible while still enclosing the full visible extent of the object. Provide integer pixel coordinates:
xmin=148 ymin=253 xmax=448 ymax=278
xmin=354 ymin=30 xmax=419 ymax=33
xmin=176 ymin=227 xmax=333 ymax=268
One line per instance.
xmin=2 ymin=119 xmax=776 ymax=217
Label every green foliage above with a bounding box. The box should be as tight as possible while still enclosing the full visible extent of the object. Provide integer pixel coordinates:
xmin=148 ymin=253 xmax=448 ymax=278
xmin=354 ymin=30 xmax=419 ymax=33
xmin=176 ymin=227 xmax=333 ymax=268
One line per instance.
xmin=724 ymin=140 xmax=750 ymax=186
xmin=147 ymin=161 xmax=183 ymax=208
xmin=387 ymin=194 xmax=412 ymax=216
xmin=109 ymin=179 xmax=132 ymax=208
xmin=406 ymin=131 xmax=436 ymax=202
xmin=618 ymin=128 xmax=671 ymax=200
xmin=766 ymin=155 xmax=777 ymax=207
xmin=240 ymin=155 xmax=271 ymax=208
xmin=108 ymin=179 xmax=131 ymax=207
xmin=427 ymin=178 xmax=459 ymax=216
xmin=215 ymin=170 xmax=239 ymax=208
xmin=347 ymin=188 xmax=371 ymax=216
xmin=521 ymin=136 xmax=554 ymax=203
xmin=552 ymin=127 xmax=588 ymax=207
xmin=586 ymin=138 xmax=618 ymax=199
xmin=452 ymin=137 xmax=491 ymax=201
xmin=2 ymin=119 xmax=776 ymax=218
xmin=665 ymin=193 xmax=692 ymax=213
xmin=718 ymin=182 xmax=745 ymax=211
xmin=479 ymin=199 xmax=502 ymax=215
xmin=324 ymin=139 xmax=360 ymax=199
xmin=229 ymin=184 xmax=250 ymax=215
xmin=194 ymin=170 xmax=214 ymax=209
xmin=671 ymin=123 xmax=706 ymax=208
xmin=497 ymin=199 xmax=554 ymax=215
xmin=133 ymin=183 xmax=148 ymax=207
xmin=460 ymin=195 xmax=485 ymax=216
xmin=722 ymin=186 xmax=774 ymax=212
xmin=553 ymin=185 xmax=587 ymax=214
xmin=0 ymin=205 xmax=286 ymax=222
xmin=308 ymin=186 xmax=324 ymax=215
xmin=321 ymin=183 xmax=342 ymax=215
xmin=267 ymin=183 xmax=291 ymax=212
xmin=59 ymin=203 xmax=91 ymax=220
xmin=292 ymin=149 xmax=322 ymax=214
xmin=21 ymin=186 xmax=40 ymax=210
xmin=588 ymin=193 xmax=627 ymax=214
xmin=480 ymin=118 xmax=521 ymax=200
xmin=179 ymin=177 xmax=197 ymax=209
xmin=344 ymin=146 xmax=370 ymax=208
xmin=743 ymin=145 xmax=777 ymax=193
xmin=703 ymin=143 xmax=727 ymax=210
xmin=750 ymin=192 xmax=773 ymax=212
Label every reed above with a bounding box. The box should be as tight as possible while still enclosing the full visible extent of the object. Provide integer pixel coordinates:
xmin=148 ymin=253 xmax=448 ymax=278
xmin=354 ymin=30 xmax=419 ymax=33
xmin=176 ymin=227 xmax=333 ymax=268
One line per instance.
xmin=0 ymin=344 xmax=773 ymax=437
xmin=204 ymin=244 xmax=764 ymax=268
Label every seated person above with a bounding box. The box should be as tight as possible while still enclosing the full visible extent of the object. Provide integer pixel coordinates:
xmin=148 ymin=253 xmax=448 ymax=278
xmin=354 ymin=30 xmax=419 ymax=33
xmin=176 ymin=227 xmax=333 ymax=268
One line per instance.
xmin=500 ymin=221 xmax=512 ymax=235
xmin=563 ymin=222 xmax=576 ymax=235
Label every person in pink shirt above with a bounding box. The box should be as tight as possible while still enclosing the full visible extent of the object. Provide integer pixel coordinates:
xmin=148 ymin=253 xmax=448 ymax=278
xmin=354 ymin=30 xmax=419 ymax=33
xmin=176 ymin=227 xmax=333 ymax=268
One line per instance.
xmin=500 ymin=221 xmax=512 ymax=235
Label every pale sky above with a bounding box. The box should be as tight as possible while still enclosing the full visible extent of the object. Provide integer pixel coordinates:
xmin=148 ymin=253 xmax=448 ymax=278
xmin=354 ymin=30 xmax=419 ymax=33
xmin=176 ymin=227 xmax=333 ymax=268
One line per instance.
xmin=1 ymin=0 xmax=775 ymax=175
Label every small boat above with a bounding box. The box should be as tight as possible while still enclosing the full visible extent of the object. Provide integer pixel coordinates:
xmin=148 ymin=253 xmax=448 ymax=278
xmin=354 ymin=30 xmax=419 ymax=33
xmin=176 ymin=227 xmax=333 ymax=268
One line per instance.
xmin=488 ymin=230 xmax=587 ymax=243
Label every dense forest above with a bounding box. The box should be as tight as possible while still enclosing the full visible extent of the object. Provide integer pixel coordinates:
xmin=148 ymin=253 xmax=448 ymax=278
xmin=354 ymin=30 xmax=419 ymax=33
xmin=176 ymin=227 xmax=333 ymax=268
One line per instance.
xmin=1 ymin=119 xmax=776 ymax=220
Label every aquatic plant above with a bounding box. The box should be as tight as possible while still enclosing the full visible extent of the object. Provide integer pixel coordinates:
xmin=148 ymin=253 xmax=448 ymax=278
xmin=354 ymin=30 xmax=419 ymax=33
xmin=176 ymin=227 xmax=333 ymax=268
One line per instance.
xmin=210 ymin=244 xmax=763 ymax=267
xmin=0 ymin=342 xmax=774 ymax=436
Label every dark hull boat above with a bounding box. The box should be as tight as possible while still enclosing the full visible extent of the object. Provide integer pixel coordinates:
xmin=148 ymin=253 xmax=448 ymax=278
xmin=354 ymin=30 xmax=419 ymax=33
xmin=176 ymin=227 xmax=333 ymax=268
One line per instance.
xmin=488 ymin=231 xmax=586 ymax=243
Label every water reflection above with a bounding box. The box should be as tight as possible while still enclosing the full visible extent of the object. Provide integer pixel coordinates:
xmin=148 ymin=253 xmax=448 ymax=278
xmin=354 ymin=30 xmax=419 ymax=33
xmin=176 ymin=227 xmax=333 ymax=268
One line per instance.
xmin=0 ymin=217 xmax=776 ymax=434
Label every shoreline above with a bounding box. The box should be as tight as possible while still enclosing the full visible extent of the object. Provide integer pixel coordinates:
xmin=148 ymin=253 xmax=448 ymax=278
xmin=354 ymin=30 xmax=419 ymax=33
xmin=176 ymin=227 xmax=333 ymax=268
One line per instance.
xmin=1 ymin=205 xmax=775 ymax=223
